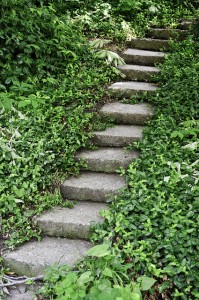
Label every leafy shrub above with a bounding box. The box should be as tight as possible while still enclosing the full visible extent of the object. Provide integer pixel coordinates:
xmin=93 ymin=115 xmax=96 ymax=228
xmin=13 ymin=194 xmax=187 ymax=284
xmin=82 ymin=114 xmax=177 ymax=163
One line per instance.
xmin=0 ymin=0 xmax=88 ymax=87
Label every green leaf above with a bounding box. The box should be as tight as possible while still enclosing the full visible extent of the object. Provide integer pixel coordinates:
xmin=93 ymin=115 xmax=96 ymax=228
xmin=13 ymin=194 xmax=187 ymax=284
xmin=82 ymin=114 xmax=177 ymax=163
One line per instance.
xmin=18 ymin=100 xmax=31 ymax=108
xmin=137 ymin=276 xmax=156 ymax=291
xmin=86 ymin=244 xmax=111 ymax=257
xmin=2 ymin=98 xmax=13 ymax=110
xmin=131 ymin=293 xmax=142 ymax=300
xmin=102 ymin=267 xmax=113 ymax=278
xmin=77 ymin=271 xmax=93 ymax=285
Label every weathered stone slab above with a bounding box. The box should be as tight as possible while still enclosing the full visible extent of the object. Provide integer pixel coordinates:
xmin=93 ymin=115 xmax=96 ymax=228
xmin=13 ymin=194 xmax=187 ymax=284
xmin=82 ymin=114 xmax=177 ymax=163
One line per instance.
xmin=108 ymin=81 xmax=158 ymax=97
xmin=35 ymin=202 xmax=107 ymax=239
xmin=76 ymin=147 xmax=139 ymax=172
xmin=127 ymin=37 xmax=170 ymax=51
xmin=177 ymin=21 xmax=192 ymax=30
xmin=3 ymin=237 xmax=91 ymax=277
xmin=100 ymin=102 xmax=154 ymax=125
xmin=122 ymin=49 xmax=165 ymax=65
xmin=6 ymin=291 xmax=35 ymax=300
xmin=117 ymin=64 xmax=160 ymax=81
xmin=93 ymin=125 xmax=143 ymax=147
xmin=148 ymin=28 xmax=188 ymax=40
xmin=61 ymin=172 xmax=126 ymax=202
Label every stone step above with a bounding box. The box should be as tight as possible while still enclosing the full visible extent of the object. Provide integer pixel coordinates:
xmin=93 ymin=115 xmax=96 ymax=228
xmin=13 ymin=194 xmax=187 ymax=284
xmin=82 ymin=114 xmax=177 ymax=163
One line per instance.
xmin=117 ymin=64 xmax=160 ymax=81
xmin=61 ymin=172 xmax=126 ymax=202
xmin=177 ymin=21 xmax=192 ymax=30
xmin=108 ymin=81 xmax=158 ymax=97
xmin=122 ymin=49 xmax=165 ymax=66
xmin=35 ymin=202 xmax=107 ymax=240
xmin=100 ymin=102 xmax=153 ymax=125
xmin=93 ymin=125 xmax=143 ymax=147
xmin=147 ymin=28 xmax=188 ymax=40
xmin=127 ymin=37 xmax=170 ymax=51
xmin=76 ymin=147 xmax=139 ymax=173
xmin=3 ymin=237 xmax=91 ymax=277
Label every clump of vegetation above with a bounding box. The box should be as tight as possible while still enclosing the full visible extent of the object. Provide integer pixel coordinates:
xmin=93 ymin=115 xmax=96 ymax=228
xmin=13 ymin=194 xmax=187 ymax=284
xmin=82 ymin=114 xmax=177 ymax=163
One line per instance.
xmin=91 ymin=35 xmax=199 ymax=298
xmin=0 ymin=0 xmax=119 ymax=247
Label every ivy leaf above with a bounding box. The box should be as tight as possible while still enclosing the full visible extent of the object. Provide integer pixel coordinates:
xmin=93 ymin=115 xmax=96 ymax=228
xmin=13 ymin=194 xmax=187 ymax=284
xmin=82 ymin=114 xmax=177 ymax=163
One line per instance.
xmin=86 ymin=244 xmax=111 ymax=257
xmin=137 ymin=276 xmax=156 ymax=291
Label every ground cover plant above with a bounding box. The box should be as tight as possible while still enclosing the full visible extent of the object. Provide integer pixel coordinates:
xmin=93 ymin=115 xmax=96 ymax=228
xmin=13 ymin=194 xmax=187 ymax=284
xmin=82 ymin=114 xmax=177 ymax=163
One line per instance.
xmin=39 ymin=20 xmax=199 ymax=300
xmin=0 ymin=0 xmax=121 ymax=248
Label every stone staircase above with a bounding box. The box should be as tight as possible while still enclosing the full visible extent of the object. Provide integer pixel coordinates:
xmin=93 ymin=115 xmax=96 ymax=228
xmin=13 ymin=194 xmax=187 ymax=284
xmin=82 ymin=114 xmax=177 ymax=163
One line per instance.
xmin=3 ymin=25 xmax=190 ymax=277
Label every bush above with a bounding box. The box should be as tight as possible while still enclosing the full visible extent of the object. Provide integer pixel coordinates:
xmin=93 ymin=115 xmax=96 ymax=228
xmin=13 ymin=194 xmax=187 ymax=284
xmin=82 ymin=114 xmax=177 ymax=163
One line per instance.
xmin=0 ymin=0 xmax=88 ymax=87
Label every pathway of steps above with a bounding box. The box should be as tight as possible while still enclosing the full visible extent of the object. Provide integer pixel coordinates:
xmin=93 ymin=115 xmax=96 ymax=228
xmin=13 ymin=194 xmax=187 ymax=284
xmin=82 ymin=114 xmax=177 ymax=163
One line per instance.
xmin=3 ymin=25 xmax=190 ymax=278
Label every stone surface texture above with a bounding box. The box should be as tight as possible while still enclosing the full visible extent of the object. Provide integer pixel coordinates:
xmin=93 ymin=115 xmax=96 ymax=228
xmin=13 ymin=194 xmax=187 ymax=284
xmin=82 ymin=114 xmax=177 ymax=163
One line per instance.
xmin=100 ymin=102 xmax=154 ymax=125
xmin=61 ymin=172 xmax=126 ymax=202
xmin=122 ymin=48 xmax=165 ymax=65
xmin=177 ymin=21 xmax=192 ymax=30
xmin=117 ymin=64 xmax=160 ymax=81
xmin=76 ymin=147 xmax=139 ymax=172
xmin=128 ymin=37 xmax=170 ymax=51
xmin=6 ymin=290 xmax=35 ymax=300
xmin=35 ymin=202 xmax=107 ymax=239
xmin=93 ymin=125 xmax=143 ymax=147
xmin=148 ymin=28 xmax=188 ymax=39
xmin=108 ymin=81 xmax=158 ymax=97
xmin=3 ymin=237 xmax=91 ymax=277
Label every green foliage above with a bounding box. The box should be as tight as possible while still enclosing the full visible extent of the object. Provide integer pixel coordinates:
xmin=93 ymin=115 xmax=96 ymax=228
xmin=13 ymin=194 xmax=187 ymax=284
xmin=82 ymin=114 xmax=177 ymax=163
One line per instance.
xmin=92 ymin=37 xmax=199 ymax=298
xmin=0 ymin=0 xmax=118 ymax=247
xmin=40 ymin=244 xmax=156 ymax=299
xmin=0 ymin=0 xmax=88 ymax=86
xmin=191 ymin=16 xmax=199 ymax=41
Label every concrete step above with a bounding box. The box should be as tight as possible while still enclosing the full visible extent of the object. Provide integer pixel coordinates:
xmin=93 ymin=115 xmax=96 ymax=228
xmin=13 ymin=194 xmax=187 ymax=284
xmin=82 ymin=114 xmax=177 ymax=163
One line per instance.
xmin=99 ymin=102 xmax=153 ymax=125
xmin=35 ymin=202 xmax=107 ymax=240
xmin=76 ymin=147 xmax=139 ymax=173
xmin=61 ymin=172 xmax=126 ymax=202
xmin=93 ymin=125 xmax=143 ymax=147
xmin=108 ymin=81 xmax=158 ymax=98
xmin=3 ymin=237 xmax=91 ymax=277
xmin=147 ymin=28 xmax=188 ymax=40
xmin=117 ymin=64 xmax=160 ymax=81
xmin=127 ymin=37 xmax=170 ymax=51
xmin=177 ymin=21 xmax=192 ymax=30
xmin=122 ymin=49 xmax=165 ymax=66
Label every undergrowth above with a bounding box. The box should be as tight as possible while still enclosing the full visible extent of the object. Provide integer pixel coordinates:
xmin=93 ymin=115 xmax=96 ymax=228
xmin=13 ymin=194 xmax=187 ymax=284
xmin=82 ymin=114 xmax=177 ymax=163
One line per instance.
xmin=40 ymin=26 xmax=199 ymax=300
xmin=0 ymin=0 xmax=118 ymax=247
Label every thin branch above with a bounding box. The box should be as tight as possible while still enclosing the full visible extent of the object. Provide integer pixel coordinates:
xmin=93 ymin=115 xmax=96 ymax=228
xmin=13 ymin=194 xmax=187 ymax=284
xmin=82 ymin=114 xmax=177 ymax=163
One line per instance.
xmin=0 ymin=275 xmax=44 ymax=288
xmin=3 ymin=275 xmax=28 ymax=281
